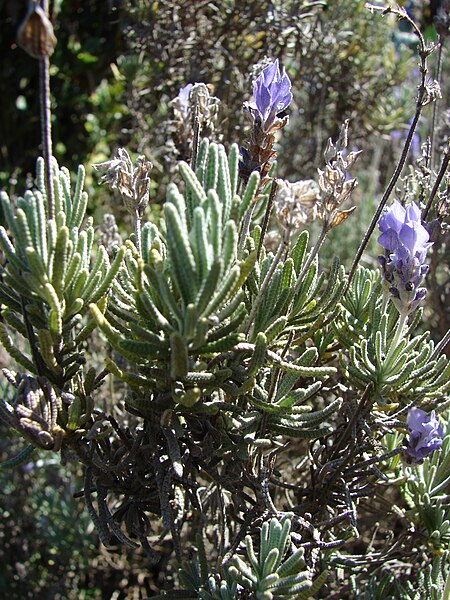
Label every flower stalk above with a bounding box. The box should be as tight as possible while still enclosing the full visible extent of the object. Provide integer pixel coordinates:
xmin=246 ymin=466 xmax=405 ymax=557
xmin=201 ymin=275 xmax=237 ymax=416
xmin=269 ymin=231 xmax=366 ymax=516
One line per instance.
xmin=17 ymin=0 xmax=57 ymax=219
xmin=346 ymin=4 xmax=439 ymax=293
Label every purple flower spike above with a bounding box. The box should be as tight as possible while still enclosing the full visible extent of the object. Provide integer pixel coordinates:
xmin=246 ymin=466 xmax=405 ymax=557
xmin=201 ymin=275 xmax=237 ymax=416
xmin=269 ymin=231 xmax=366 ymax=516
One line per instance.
xmin=253 ymin=59 xmax=292 ymax=130
xmin=377 ymin=200 xmax=432 ymax=314
xmin=405 ymin=408 xmax=443 ymax=463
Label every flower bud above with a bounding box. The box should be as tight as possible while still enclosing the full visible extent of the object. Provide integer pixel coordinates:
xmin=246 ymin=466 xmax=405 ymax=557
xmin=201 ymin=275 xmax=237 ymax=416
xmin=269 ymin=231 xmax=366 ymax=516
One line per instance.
xmin=17 ymin=2 xmax=57 ymax=59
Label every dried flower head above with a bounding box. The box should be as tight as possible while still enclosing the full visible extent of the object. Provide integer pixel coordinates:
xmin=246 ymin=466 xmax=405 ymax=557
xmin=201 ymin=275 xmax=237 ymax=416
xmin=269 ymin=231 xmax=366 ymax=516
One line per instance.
xmin=275 ymin=179 xmax=320 ymax=229
xmin=99 ymin=213 xmax=122 ymax=255
xmin=421 ymin=78 xmax=442 ymax=106
xmin=316 ymin=120 xmax=361 ymax=228
xmin=404 ymin=407 xmax=443 ymax=463
xmin=190 ymin=83 xmax=220 ymax=130
xmin=378 ymin=200 xmax=432 ymax=314
xmin=94 ymin=148 xmax=152 ymax=218
xmin=170 ymin=83 xmax=220 ymax=131
xmin=17 ymin=1 xmax=57 ymax=59
xmin=169 ymin=83 xmax=220 ymax=161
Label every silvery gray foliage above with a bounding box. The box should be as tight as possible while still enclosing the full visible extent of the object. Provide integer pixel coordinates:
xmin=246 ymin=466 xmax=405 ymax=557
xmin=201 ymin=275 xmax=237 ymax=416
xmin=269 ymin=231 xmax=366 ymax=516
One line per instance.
xmin=0 ymin=135 xmax=448 ymax=596
xmin=0 ymin=10 xmax=449 ymax=600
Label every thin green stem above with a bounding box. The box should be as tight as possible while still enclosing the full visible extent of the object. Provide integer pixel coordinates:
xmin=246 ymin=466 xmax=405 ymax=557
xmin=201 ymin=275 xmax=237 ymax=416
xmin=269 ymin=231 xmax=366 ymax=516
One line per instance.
xmin=346 ymin=104 xmax=424 ymax=294
xmin=39 ymin=55 xmax=54 ymax=220
xmin=384 ymin=311 xmax=408 ymax=370
xmin=190 ymin=108 xmax=201 ymax=171
xmin=430 ymin=40 xmax=443 ymax=172
xmin=423 ymin=145 xmax=450 ymax=221
xmin=430 ymin=473 xmax=450 ymax=497
xmin=443 ymin=567 xmax=450 ymax=600
xmin=37 ymin=0 xmax=54 ymax=219
xmin=238 ymin=198 xmax=256 ymax=256
xmin=20 ymin=294 xmax=46 ymax=377
xmin=431 ymin=327 xmax=450 ymax=362
xmin=134 ymin=213 xmax=142 ymax=256
xmin=346 ymin=4 xmax=430 ymax=293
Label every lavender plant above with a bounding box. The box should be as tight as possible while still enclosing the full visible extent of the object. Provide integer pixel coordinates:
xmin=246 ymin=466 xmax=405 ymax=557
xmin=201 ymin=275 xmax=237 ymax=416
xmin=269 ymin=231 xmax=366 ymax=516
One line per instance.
xmin=1 ymin=4 xmax=449 ymax=598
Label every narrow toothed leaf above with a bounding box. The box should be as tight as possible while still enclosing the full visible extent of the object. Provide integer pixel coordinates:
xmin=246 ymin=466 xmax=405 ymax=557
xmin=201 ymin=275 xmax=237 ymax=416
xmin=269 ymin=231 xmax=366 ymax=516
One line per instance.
xmin=164 ymin=202 xmax=197 ymax=304
xmin=0 ymin=322 xmax=37 ymax=373
xmin=178 ymin=160 xmax=207 ymax=222
xmin=247 ymin=332 xmax=267 ymax=376
xmin=205 ymin=142 xmax=219 ymax=192
xmin=218 ymin=144 xmax=232 ymax=225
xmin=89 ymin=246 xmax=125 ymax=305
xmin=271 ymin=423 xmax=332 ymax=438
xmin=69 ymin=164 xmax=86 ymax=227
xmin=192 ymin=206 xmax=211 ymax=284
xmin=197 ymin=332 xmax=244 ymax=354
xmin=195 ymin=138 xmax=210 ymax=186
xmin=239 ymin=170 xmax=260 ymax=220
xmin=207 ymin=189 xmax=223 ymax=255
xmin=291 ymin=230 xmax=309 ymax=273
xmin=227 ymin=143 xmax=239 ymax=198
xmin=51 ymin=226 xmax=69 ymax=298
xmin=222 ymin=221 xmax=238 ymax=271
xmin=170 ymin=331 xmax=189 ymax=378
xmin=202 ymin=265 xmax=240 ymax=318
xmin=206 ymin=302 xmax=246 ymax=343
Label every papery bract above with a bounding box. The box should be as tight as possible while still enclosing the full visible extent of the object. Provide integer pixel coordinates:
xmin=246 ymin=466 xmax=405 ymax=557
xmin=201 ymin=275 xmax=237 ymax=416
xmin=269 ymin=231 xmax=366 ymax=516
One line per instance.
xmin=275 ymin=179 xmax=320 ymax=228
xmin=178 ymin=83 xmax=193 ymax=107
xmin=171 ymin=83 xmax=193 ymax=120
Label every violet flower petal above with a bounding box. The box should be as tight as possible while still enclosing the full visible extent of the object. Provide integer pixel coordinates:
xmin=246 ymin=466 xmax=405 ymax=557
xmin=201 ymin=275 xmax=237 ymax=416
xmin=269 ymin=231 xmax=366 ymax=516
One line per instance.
xmin=406 ymin=408 xmax=443 ymax=462
xmin=252 ymin=59 xmax=292 ymax=128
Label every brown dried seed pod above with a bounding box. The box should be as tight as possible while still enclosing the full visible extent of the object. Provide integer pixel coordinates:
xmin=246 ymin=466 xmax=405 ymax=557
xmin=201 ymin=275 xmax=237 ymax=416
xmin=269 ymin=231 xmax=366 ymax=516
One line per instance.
xmin=17 ymin=2 xmax=57 ymax=59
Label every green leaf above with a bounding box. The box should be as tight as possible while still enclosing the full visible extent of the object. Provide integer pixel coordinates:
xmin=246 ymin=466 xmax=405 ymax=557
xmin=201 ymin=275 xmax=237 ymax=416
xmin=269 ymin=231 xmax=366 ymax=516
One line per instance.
xmin=291 ymin=231 xmax=309 ymax=273
xmin=164 ymin=203 xmax=197 ymax=304
xmin=171 ymin=331 xmax=189 ymax=378
xmin=0 ymin=444 xmax=35 ymax=469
